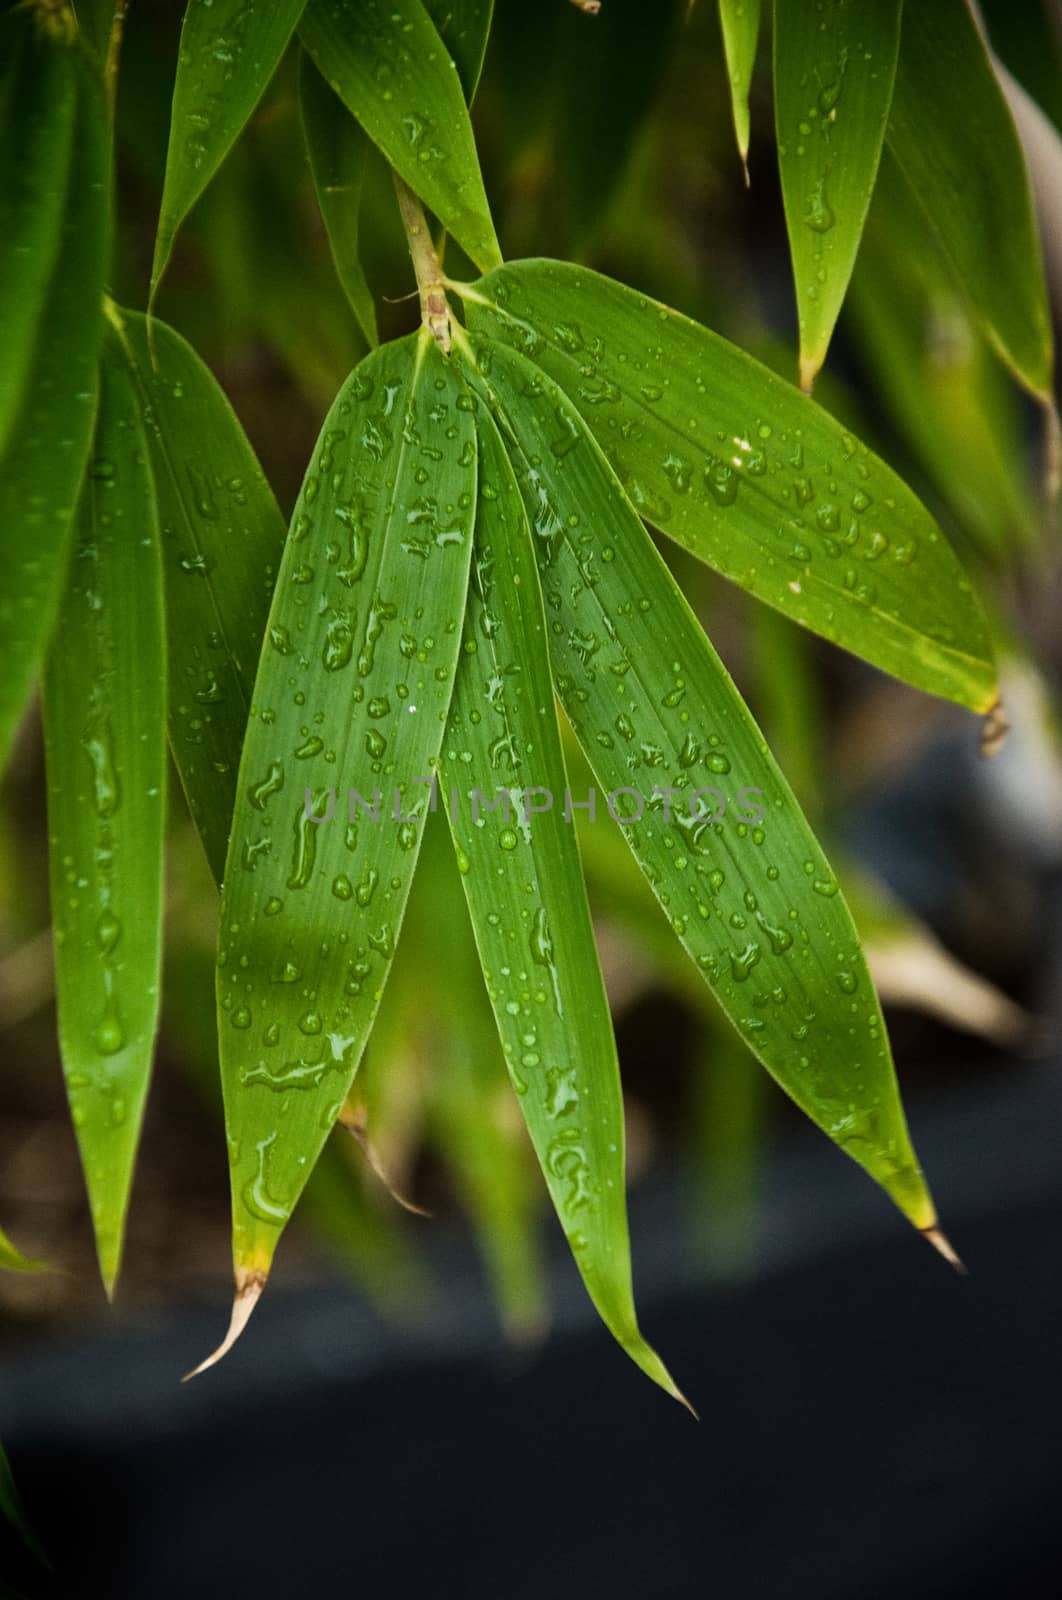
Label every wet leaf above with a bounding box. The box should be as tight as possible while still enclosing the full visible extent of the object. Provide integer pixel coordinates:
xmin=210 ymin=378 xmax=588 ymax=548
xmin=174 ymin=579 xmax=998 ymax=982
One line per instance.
xmin=468 ymin=333 xmax=944 ymax=1243
xmin=719 ymin=0 xmax=761 ymax=175
xmin=461 ymin=260 xmax=998 ymax=714
xmin=0 ymin=38 xmax=111 ymax=770
xmin=423 ymin=0 xmax=494 ymax=101
xmin=774 ymin=0 xmax=901 ymax=389
xmin=42 ymin=343 xmax=167 ymax=1295
xmin=151 ymin=0 xmax=308 ymax=303
xmin=440 ymin=402 xmax=684 ymax=1398
xmin=200 ymin=331 xmax=476 ymax=1369
xmin=299 ymin=51 xmax=378 ymax=348
xmin=107 ymin=306 xmax=287 ymax=886
xmin=887 ymin=0 xmax=1053 ymax=401
xmin=299 ymin=0 xmax=502 ymax=272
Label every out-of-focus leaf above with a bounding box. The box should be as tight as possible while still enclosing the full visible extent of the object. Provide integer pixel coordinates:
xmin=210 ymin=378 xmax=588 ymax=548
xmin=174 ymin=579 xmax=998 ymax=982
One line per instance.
xmin=299 ymin=0 xmax=501 ymax=272
xmin=887 ymin=0 xmax=1053 ymax=401
xmin=108 ymin=306 xmax=287 ymax=886
xmin=194 ymin=331 xmax=476 ymax=1373
xmin=42 ymin=344 xmax=166 ymax=1295
xmin=0 ymin=1443 xmax=48 ymax=1570
xmin=0 ymin=1227 xmax=49 ymax=1276
xmin=774 ymin=0 xmax=901 ymax=390
xmin=441 ymin=403 xmax=683 ymax=1399
xmin=0 ymin=40 xmax=111 ymax=770
xmin=151 ymin=0 xmax=307 ymax=303
xmin=299 ymin=52 xmax=377 ymax=348
xmin=460 ymin=261 xmax=998 ymax=715
xmin=848 ymin=156 xmax=1038 ymax=562
xmin=470 ymin=333 xmax=944 ymax=1243
xmin=719 ymin=0 xmax=760 ymax=175
xmin=423 ymin=0 xmax=494 ymax=101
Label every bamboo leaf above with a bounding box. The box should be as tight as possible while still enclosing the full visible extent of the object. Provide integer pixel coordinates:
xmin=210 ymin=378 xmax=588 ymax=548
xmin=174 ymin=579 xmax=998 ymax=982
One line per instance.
xmin=441 ymin=403 xmax=684 ymax=1399
xmin=298 ymin=52 xmax=378 ymax=348
xmin=42 ymin=342 xmax=167 ymax=1295
xmin=774 ymin=0 xmax=902 ymax=389
xmin=460 ymin=260 xmax=998 ymax=716
xmin=299 ymin=0 xmax=502 ymax=273
xmin=0 ymin=1226 xmax=49 ymax=1276
xmin=0 ymin=1444 xmax=48 ymax=1570
xmin=194 ymin=331 xmax=476 ymax=1373
xmin=0 ymin=42 xmax=111 ymax=770
xmin=108 ymin=306 xmax=287 ymax=886
xmin=468 ymin=333 xmax=948 ymax=1250
xmin=719 ymin=0 xmax=761 ymax=176
xmin=423 ymin=0 xmax=494 ymax=102
xmin=887 ymin=0 xmax=1053 ymax=401
xmin=151 ymin=0 xmax=308 ymax=303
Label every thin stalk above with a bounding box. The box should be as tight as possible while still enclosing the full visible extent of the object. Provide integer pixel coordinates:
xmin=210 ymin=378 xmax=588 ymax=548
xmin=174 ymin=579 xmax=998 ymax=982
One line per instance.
xmin=392 ymin=173 xmax=452 ymax=354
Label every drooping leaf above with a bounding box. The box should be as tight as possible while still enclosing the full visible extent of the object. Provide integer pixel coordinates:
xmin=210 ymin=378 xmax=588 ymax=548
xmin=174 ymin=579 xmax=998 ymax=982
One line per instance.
xmin=108 ymin=306 xmax=287 ymax=886
xmin=151 ymin=0 xmax=308 ymax=303
xmin=848 ymin=155 xmax=1038 ymax=562
xmin=42 ymin=343 xmax=167 ymax=1295
xmin=468 ymin=333 xmax=945 ymax=1245
xmin=196 ymin=330 xmax=476 ymax=1371
xmin=423 ymin=0 xmax=494 ymax=101
xmin=0 ymin=1443 xmax=48 ymax=1570
xmin=774 ymin=0 xmax=902 ymax=389
xmin=440 ymin=402 xmax=683 ymax=1398
xmin=0 ymin=1226 xmax=49 ymax=1276
xmin=887 ymin=0 xmax=1053 ymax=401
xmin=298 ymin=52 xmax=378 ymax=348
xmin=0 ymin=41 xmax=111 ymax=770
xmin=460 ymin=260 xmax=998 ymax=715
xmin=0 ymin=23 xmax=76 ymax=459
xmin=719 ymin=0 xmax=761 ymax=175
xmin=299 ymin=0 xmax=502 ymax=273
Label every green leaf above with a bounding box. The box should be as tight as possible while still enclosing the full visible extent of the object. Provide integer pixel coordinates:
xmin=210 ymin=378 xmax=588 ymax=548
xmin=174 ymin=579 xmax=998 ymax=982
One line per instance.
xmin=719 ymin=0 xmax=761 ymax=175
xmin=460 ymin=260 xmax=998 ymax=715
xmin=42 ymin=342 xmax=167 ymax=1296
xmin=107 ymin=306 xmax=288 ymax=886
xmin=423 ymin=0 xmax=494 ymax=102
xmin=774 ymin=0 xmax=902 ymax=389
xmin=887 ymin=0 xmax=1053 ymax=400
xmin=0 ymin=23 xmax=76 ymax=459
xmin=440 ymin=403 xmax=684 ymax=1400
xmin=0 ymin=1444 xmax=48 ymax=1570
xmin=467 ymin=332 xmax=944 ymax=1245
xmin=195 ymin=331 xmax=476 ymax=1372
xmin=0 ymin=1226 xmax=49 ymax=1276
xmin=0 ymin=44 xmax=111 ymax=771
xmin=298 ymin=51 xmax=378 ymax=348
xmin=299 ymin=0 xmax=502 ymax=273
xmin=151 ymin=0 xmax=308 ymax=303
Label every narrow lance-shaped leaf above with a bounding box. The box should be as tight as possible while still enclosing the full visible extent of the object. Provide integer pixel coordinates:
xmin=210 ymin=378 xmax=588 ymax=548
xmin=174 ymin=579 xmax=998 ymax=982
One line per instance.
xmin=108 ymin=306 xmax=288 ymax=886
xmin=0 ymin=1443 xmax=49 ymax=1570
xmin=299 ymin=0 xmax=502 ymax=273
xmin=0 ymin=22 xmax=76 ymax=458
xmin=0 ymin=43 xmax=111 ymax=770
xmin=151 ymin=0 xmax=308 ymax=303
xmin=461 ymin=260 xmax=998 ymax=716
xmin=42 ymin=343 xmax=167 ymax=1295
xmin=298 ymin=52 xmax=378 ymax=349
xmin=423 ymin=0 xmax=494 ymax=102
xmin=719 ymin=0 xmax=761 ymax=178
xmin=470 ymin=334 xmax=950 ymax=1252
xmin=887 ymin=0 xmax=1053 ymax=401
xmin=0 ymin=1225 xmax=49 ymax=1276
xmin=441 ymin=403 xmax=685 ymax=1401
xmin=774 ymin=0 xmax=902 ymax=390
xmin=194 ymin=330 xmax=476 ymax=1373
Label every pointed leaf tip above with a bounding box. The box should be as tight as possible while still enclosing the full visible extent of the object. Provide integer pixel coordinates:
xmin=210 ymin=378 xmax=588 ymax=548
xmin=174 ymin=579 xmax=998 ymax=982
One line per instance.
xmin=182 ymin=1271 xmax=266 ymax=1381
xmin=980 ymin=699 xmax=1009 ymax=759
xmin=922 ymin=1225 xmax=967 ymax=1275
xmin=339 ymin=1102 xmax=432 ymax=1218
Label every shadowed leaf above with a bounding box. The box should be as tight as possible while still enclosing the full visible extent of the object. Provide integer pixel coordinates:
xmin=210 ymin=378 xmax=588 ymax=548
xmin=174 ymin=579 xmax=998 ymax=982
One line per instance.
xmin=299 ymin=52 xmax=378 ymax=348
